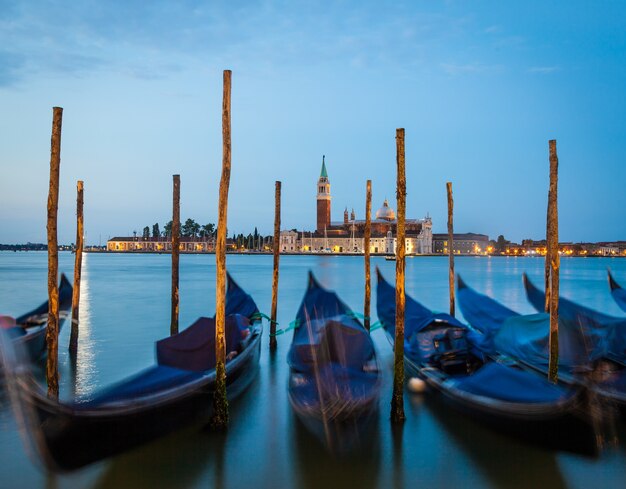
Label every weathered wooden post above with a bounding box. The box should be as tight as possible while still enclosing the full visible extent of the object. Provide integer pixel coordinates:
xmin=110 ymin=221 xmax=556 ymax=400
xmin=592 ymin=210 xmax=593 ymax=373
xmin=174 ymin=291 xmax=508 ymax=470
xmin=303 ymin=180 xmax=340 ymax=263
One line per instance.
xmin=69 ymin=180 xmax=84 ymax=354
xmin=391 ymin=128 xmax=406 ymax=423
xmin=46 ymin=106 xmax=63 ymax=400
xmin=544 ymin=188 xmax=552 ymax=313
xmin=364 ymin=179 xmax=372 ymax=331
xmin=171 ymin=174 xmax=180 ymax=335
xmin=211 ymin=69 xmax=232 ymax=429
xmin=547 ymin=139 xmax=560 ymax=382
xmin=446 ymin=182 xmax=455 ymax=317
xmin=270 ymin=181 xmax=281 ymax=350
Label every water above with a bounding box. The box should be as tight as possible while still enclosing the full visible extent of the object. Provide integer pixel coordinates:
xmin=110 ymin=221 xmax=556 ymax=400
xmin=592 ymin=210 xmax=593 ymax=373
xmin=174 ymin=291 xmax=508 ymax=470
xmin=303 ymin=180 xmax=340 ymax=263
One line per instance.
xmin=1 ymin=251 xmax=626 ymax=488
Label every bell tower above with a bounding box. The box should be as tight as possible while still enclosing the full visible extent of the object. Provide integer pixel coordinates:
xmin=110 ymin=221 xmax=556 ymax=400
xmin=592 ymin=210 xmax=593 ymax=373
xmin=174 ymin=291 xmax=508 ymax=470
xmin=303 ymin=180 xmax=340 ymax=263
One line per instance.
xmin=316 ymin=155 xmax=331 ymax=233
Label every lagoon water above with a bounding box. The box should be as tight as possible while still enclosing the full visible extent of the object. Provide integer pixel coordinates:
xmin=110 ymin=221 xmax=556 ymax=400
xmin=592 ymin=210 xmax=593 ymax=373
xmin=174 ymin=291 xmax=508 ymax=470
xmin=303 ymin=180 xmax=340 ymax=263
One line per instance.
xmin=1 ymin=251 xmax=626 ymax=488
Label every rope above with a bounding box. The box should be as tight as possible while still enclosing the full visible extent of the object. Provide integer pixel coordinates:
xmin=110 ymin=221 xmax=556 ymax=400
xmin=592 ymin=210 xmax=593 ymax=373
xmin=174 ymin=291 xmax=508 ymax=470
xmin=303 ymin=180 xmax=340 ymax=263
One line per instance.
xmin=269 ymin=318 xmax=301 ymax=337
xmin=249 ymin=311 xmax=278 ymax=324
xmin=369 ymin=321 xmax=383 ymax=332
xmin=345 ymin=311 xmax=371 ymax=321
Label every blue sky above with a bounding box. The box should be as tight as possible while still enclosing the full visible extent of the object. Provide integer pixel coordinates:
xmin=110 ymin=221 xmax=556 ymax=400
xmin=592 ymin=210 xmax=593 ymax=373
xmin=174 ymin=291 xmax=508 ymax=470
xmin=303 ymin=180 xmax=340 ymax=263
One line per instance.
xmin=1 ymin=0 xmax=625 ymax=244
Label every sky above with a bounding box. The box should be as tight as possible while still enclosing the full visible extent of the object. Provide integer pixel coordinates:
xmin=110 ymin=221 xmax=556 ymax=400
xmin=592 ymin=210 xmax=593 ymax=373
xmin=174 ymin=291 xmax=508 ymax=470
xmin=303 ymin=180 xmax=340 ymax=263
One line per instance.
xmin=0 ymin=0 xmax=625 ymax=245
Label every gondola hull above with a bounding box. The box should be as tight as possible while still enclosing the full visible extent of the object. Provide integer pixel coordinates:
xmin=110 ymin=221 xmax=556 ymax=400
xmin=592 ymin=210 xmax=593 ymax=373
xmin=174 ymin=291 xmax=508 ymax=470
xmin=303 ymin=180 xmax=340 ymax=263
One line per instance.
xmin=402 ymin=355 xmax=598 ymax=455
xmin=9 ymin=327 xmax=262 ymax=471
xmin=12 ymin=274 xmax=73 ymax=362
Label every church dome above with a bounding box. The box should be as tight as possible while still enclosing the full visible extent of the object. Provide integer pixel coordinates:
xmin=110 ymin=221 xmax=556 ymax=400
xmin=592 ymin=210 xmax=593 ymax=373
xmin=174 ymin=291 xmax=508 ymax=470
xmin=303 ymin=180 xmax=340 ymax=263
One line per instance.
xmin=375 ymin=199 xmax=396 ymax=221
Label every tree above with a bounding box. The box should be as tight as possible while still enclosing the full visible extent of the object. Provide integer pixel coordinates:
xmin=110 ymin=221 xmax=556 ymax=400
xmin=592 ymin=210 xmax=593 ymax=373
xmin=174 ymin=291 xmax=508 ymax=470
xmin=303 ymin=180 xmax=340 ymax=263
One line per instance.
xmin=182 ymin=218 xmax=197 ymax=237
xmin=142 ymin=226 xmax=150 ymax=238
xmin=191 ymin=221 xmax=201 ymax=238
xmin=496 ymin=235 xmax=509 ymax=253
xmin=200 ymin=223 xmax=215 ymax=238
xmin=152 ymin=223 xmax=160 ymax=238
xmin=163 ymin=221 xmax=173 ymax=238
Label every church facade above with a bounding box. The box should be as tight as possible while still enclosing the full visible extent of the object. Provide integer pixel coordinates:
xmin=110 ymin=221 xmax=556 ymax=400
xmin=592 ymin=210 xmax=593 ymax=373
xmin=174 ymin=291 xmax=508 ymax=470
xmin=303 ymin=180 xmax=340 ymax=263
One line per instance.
xmin=280 ymin=157 xmax=433 ymax=254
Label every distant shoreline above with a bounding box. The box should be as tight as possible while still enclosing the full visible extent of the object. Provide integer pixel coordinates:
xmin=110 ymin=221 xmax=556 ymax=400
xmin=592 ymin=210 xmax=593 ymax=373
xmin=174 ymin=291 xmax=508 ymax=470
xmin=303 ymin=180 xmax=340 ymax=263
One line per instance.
xmin=1 ymin=249 xmax=624 ymax=258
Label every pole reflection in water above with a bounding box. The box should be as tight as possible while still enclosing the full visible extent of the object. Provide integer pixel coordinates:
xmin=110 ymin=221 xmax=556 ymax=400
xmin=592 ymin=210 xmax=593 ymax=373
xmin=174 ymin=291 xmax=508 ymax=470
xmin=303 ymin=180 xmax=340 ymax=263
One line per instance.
xmin=391 ymin=420 xmax=404 ymax=489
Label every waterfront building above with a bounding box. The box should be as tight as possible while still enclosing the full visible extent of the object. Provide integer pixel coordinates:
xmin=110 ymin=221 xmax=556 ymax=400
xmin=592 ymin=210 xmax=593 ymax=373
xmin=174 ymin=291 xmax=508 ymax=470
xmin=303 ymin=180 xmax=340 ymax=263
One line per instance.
xmin=106 ymin=236 xmax=234 ymax=252
xmin=280 ymin=157 xmax=433 ymax=254
xmin=432 ymin=233 xmax=490 ymax=254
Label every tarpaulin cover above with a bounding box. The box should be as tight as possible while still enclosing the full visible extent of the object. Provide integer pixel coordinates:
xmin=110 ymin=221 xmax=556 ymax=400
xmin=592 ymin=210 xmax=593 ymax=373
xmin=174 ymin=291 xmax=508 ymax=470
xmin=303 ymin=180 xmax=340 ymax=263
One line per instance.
xmin=157 ymin=315 xmax=249 ymax=372
xmin=376 ymin=270 xmax=480 ymax=361
xmin=457 ymin=276 xmax=520 ymax=338
xmin=78 ymin=365 xmax=204 ymax=406
xmin=452 ymin=362 xmax=572 ymax=403
xmin=290 ymin=363 xmax=380 ymax=406
xmin=288 ymin=318 xmax=375 ymax=372
xmin=493 ymin=313 xmax=606 ymax=369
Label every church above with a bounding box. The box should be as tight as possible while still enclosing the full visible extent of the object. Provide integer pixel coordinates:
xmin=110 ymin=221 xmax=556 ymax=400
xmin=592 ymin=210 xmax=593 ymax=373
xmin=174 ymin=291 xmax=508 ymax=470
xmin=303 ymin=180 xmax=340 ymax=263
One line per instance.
xmin=280 ymin=157 xmax=433 ymax=254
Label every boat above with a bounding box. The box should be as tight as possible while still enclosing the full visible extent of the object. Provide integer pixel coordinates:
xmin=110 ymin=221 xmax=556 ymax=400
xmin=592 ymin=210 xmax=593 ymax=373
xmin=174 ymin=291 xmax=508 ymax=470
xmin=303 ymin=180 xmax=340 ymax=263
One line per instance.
xmin=0 ymin=273 xmax=263 ymax=471
xmin=523 ymin=273 xmax=626 ymax=363
xmin=1 ymin=274 xmax=73 ymax=362
xmin=457 ymin=277 xmax=626 ymax=422
xmin=376 ymin=269 xmax=598 ymax=453
xmin=287 ymin=272 xmax=381 ymax=448
xmin=608 ymin=271 xmax=626 ymax=314
xmin=521 ymin=274 xmax=626 ymax=415
xmin=384 ymin=256 xmax=396 ymax=261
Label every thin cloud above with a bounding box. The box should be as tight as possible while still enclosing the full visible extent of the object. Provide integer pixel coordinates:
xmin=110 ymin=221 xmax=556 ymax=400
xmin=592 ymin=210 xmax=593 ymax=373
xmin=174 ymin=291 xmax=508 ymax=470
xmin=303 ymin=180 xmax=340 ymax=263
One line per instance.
xmin=484 ymin=25 xmax=500 ymax=34
xmin=440 ymin=62 xmax=503 ymax=76
xmin=528 ymin=66 xmax=560 ymax=74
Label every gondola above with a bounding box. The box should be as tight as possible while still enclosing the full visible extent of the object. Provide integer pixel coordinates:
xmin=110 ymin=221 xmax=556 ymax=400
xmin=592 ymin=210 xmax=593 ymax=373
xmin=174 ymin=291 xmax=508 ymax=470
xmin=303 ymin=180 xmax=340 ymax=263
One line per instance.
xmin=457 ymin=275 xmax=605 ymax=374
xmin=1 ymin=274 xmax=73 ymax=361
xmin=523 ymin=273 xmax=626 ymax=363
xmin=608 ymin=271 xmax=626 ymax=314
xmin=287 ymin=272 xmax=381 ymax=447
xmin=522 ymin=274 xmax=626 ymax=416
xmin=0 ymin=273 xmax=263 ymax=471
xmin=376 ymin=269 xmax=598 ymax=454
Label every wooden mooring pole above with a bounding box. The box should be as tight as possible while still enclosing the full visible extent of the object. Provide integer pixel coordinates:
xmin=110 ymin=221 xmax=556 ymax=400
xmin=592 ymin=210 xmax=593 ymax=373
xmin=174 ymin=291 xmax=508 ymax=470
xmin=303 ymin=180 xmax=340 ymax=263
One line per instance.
xmin=547 ymin=140 xmax=560 ymax=383
xmin=364 ymin=179 xmax=372 ymax=331
xmin=211 ymin=69 xmax=232 ymax=430
xmin=270 ymin=181 xmax=281 ymax=350
xmin=544 ymin=191 xmax=552 ymax=312
xmin=69 ymin=180 xmax=84 ymax=354
xmin=46 ymin=107 xmax=63 ymax=400
xmin=171 ymin=174 xmax=180 ymax=335
xmin=447 ymin=182 xmax=455 ymax=317
xmin=391 ymin=128 xmax=406 ymax=423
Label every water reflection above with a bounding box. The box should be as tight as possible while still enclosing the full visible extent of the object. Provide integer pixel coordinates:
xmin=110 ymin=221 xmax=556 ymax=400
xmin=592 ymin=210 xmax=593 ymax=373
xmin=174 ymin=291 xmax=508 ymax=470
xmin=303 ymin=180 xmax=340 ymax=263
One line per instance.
xmin=293 ymin=414 xmax=381 ymax=489
xmin=92 ymin=427 xmax=214 ymax=489
xmin=424 ymin=393 xmax=568 ymax=489
xmin=73 ymin=252 xmax=97 ymax=398
xmin=390 ymin=421 xmax=405 ymax=489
